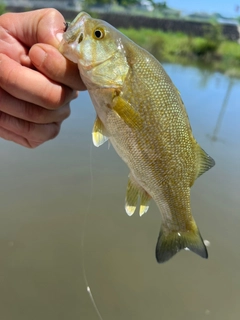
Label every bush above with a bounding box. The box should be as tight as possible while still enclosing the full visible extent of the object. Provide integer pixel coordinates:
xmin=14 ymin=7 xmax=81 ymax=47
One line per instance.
xmin=0 ymin=2 xmax=6 ymax=15
xmin=188 ymin=23 xmax=223 ymax=57
xmin=191 ymin=38 xmax=219 ymax=56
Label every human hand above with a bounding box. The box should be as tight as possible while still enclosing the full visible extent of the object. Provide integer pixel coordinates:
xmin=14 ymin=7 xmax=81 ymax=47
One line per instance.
xmin=0 ymin=8 xmax=85 ymax=148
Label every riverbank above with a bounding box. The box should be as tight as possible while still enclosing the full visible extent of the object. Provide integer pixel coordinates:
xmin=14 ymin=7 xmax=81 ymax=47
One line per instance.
xmin=120 ymin=28 xmax=240 ymax=77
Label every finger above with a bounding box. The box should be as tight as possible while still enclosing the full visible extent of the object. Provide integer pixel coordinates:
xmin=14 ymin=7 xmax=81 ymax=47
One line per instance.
xmin=0 ymin=111 xmax=61 ymax=144
xmin=0 ymin=8 xmax=65 ymax=48
xmin=29 ymin=44 xmax=86 ymax=91
xmin=0 ymin=126 xmax=41 ymax=148
xmin=0 ymin=88 xmax=71 ymax=124
xmin=0 ymin=53 xmax=77 ymax=109
xmin=0 ymin=19 xmax=30 ymax=65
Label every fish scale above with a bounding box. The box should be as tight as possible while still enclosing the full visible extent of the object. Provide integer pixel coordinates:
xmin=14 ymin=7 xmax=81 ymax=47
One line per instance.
xmin=59 ymin=12 xmax=215 ymax=263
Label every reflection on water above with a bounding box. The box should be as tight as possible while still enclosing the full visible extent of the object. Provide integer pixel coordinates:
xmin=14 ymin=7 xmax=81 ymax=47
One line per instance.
xmin=209 ymin=78 xmax=234 ymax=142
xmin=0 ymin=64 xmax=239 ymax=320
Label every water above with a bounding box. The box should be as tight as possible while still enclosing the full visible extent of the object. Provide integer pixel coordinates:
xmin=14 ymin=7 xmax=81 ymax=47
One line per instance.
xmin=0 ymin=64 xmax=239 ymax=320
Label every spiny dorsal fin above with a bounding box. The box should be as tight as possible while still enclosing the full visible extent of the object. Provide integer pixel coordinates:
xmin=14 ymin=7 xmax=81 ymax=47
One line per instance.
xmin=155 ymin=224 xmax=208 ymax=263
xmin=196 ymin=146 xmax=215 ymax=179
xmin=125 ymin=174 xmax=151 ymax=216
xmin=92 ymin=116 xmax=108 ymax=147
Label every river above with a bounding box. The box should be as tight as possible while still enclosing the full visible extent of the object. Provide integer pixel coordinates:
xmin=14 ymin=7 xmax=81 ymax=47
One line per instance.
xmin=0 ymin=63 xmax=239 ymax=320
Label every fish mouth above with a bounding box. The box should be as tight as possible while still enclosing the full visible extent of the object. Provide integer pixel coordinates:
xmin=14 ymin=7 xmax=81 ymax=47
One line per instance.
xmin=64 ymin=12 xmax=90 ymax=42
xmin=59 ymin=12 xmax=91 ymax=62
xmin=58 ymin=41 xmax=80 ymax=64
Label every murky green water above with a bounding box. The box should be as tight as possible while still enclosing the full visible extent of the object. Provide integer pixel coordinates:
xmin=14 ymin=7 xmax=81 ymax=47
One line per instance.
xmin=0 ymin=64 xmax=239 ymax=320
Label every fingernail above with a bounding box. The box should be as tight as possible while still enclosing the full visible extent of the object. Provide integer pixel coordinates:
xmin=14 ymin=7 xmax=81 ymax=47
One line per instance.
xmin=56 ymin=33 xmax=63 ymax=43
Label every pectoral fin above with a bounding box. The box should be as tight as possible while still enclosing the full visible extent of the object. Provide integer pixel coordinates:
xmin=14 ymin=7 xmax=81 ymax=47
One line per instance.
xmin=112 ymin=96 xmax=143 ymax=130
xmin=92 ymin=116 xmax=108 ymax=147
xmin=125 ymin=174 xmax=151 ymax=216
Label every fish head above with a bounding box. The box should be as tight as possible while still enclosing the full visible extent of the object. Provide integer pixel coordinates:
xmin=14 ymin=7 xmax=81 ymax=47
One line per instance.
xmin=59 ymin=12 xmax=129 ymax=88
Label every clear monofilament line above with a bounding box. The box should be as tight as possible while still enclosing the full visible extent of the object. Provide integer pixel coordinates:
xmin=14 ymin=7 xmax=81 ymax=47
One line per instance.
xmin=81 ymin=142 xmax=104 ymax=320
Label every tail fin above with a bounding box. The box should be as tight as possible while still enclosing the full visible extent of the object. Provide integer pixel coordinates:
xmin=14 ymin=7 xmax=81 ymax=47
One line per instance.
xmin=155 ymin=226 xmax=208 ymax=263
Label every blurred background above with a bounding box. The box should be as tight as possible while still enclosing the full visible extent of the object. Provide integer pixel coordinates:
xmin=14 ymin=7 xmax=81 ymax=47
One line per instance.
xmin=0 ymin=1 xmax=239 ymax=320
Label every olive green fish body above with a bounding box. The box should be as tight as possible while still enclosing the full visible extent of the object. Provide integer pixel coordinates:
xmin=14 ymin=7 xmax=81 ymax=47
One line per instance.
xmin=59 ymin=12 xmax=215 ymax=263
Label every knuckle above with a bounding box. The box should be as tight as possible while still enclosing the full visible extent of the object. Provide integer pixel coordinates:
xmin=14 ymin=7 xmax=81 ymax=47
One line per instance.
xmin=49 ymin=122 xmax=61 ymax=140
xmin=62 ymin=104 xmax=71 ymax=120
xmin=23 ymin=102 xmax=45 ymax=123
xmin=26 ymin=140 xmax=43 ymax=149
xmin=0 ymin=110 xmax=61 ymax=144
xmin=24 ymin=122 xmax=60 ymax=142
xmin=21 ymin=122 xmax=60 ymax=144
xmin=39 ymin=84 xmax=76 ymax=110
xmin=41 ymin=8 xmax=61 ymax=21
xmin=0 ymin=112 xmax=10 ymax=129
xmin=21 ymin=119 xmax=35 ymax=135
xmin=0 ymin=111 xmax=35 ymax=136
xmin=0 ymin=56 xmax=14 ymax=87
xmin=40 ymin=85 xmax=66 ymax=109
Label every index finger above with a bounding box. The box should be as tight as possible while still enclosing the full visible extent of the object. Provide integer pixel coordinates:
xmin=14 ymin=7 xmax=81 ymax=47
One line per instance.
xmin=0 ymin=8 xmax=65 ymax=48
xmin=0 ymin=53 xmax=77 ymax=109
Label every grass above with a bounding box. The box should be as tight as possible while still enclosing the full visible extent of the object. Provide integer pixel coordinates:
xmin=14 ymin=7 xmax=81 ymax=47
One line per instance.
xmin=119 ymin=27 xmax=240 ymax=77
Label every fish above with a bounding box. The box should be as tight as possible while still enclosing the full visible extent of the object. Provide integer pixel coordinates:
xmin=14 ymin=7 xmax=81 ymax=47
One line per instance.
xmin=59 ymin=12 xmax=215 ymax=263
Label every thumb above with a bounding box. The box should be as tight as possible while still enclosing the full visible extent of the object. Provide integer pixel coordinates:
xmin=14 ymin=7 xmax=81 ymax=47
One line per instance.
xmin=0 ymin=8 xmax=66 ymax=47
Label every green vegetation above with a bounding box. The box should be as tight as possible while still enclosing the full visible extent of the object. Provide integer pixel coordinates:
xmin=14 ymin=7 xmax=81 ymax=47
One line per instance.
xmin=119 ymin=27 xmax=240 ymax=77
xmin=0 ymin=1 xmax=6 ymax=15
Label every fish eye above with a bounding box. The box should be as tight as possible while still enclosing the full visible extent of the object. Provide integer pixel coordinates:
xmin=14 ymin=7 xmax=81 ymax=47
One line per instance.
xmin=94 ymin=28 xmax=105 ymax=39
xmin=64 ymin=22 xmax=69 ymax=32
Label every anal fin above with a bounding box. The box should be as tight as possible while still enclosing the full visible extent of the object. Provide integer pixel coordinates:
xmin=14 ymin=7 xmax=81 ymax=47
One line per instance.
xmin=125 ymin=174 xmax=151 ymax=216
xmin=139 ymin=191 xmax=151 ymax=217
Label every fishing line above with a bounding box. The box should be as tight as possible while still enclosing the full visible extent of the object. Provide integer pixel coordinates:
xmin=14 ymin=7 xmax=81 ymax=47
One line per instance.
xmin=80 ymin=140 xmax=104 ymax=320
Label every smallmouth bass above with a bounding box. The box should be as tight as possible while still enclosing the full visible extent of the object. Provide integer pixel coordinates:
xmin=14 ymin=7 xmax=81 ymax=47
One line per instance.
xmin=59 ymin=12 xmax=215 ymax=263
